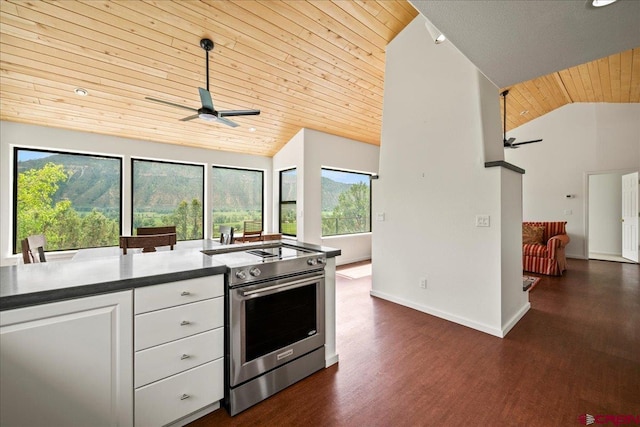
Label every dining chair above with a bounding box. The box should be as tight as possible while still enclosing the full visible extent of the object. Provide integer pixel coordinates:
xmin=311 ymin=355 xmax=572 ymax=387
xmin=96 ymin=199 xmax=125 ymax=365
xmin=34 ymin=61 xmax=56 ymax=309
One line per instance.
xmin=136 ymin=225 xmax=177 ymax=236
xmin=21 ymin=234 xmax=47 ymax=264
xmin=237 ymin=221 xmax=263 ymax=243
xmin=119 ymin=233 xmax=176 ymax=255
xmin=219 ymin=226 xmax=234 ymax=245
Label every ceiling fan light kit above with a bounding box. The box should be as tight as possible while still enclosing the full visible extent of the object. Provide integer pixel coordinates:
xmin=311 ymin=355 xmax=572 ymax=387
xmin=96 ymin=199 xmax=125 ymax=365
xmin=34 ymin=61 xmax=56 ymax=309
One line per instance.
xmin=501 ymin=90 xmax=542 ymax=149
xmin=145 ymin=38 xmax=260 ymax=128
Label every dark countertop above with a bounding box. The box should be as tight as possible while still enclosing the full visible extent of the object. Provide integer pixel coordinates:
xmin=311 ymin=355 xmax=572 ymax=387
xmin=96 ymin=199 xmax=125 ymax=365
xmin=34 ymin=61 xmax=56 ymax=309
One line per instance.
xmin=0 ymin=239 xmax=340 ymax=311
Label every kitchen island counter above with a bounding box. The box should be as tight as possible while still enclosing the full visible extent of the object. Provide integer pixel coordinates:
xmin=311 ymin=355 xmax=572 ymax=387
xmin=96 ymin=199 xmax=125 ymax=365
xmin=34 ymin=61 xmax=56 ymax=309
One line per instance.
xmin=0 ymin=239 xmax=340 ymax=311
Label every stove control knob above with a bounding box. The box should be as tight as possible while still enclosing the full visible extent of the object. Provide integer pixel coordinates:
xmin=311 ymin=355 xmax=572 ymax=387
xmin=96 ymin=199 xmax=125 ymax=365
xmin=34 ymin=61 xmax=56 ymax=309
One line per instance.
xmin=317 ymin=258 xmax=326 ymax=264
xmin=307 ymin=258 xmax=318 ymax=266
xmin=235 ymin=270 xmax=247 ymax=280
xmin=249 ymin=267 xmax=261 ymax=277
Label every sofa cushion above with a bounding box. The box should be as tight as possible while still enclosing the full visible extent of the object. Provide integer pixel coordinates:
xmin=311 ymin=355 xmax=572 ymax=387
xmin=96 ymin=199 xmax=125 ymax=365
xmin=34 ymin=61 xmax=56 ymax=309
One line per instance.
xmin=523 ymin=243 xmax=549 ymax=258
xmin=523 ymin=224 xmax=545 ymax=245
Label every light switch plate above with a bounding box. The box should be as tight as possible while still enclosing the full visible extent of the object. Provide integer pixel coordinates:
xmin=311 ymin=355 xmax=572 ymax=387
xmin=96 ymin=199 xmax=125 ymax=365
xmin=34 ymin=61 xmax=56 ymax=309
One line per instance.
xmin=376 ymin=212 xmax=385 ymax=222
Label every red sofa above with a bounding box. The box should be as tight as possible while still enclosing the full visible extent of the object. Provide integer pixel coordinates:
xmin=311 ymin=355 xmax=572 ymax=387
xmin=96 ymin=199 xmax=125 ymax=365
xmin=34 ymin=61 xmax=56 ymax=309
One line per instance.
xmin=523 ymin=221 xmax=570 ymax=276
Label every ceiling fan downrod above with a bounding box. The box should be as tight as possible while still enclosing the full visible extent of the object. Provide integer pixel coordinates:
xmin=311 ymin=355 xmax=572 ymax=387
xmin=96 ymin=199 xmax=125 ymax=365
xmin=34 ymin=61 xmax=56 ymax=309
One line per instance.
xmin=200 ymin=38 xmax=214 ymax=92
xmin=501 ymin=89 xmax=509 ymax=143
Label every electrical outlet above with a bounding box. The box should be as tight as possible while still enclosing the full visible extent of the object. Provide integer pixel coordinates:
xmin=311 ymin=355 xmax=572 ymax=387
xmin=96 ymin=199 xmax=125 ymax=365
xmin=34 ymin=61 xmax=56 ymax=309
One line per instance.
xmin=475 ymin=215 xmax=490 ymax=227
xmin=419 ymin=278 xmax=427 ymax=289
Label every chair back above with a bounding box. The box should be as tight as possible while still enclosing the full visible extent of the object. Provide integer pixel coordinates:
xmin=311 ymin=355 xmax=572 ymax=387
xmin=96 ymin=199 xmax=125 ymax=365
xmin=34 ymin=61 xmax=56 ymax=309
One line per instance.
xmin=21 ymin=234 xmax=47 ymax=264
xmin=239 ymin=221 xmax=263 ymax=243
xmin=523 ymin=221 xmax=567 ymax=243
xmin=119 ymin=233 xmax=177 ymax=255
xmin=136 ymin=225 xmax=177 ymax=236
xmin=219 ymin=226 xmax=234 ymax=245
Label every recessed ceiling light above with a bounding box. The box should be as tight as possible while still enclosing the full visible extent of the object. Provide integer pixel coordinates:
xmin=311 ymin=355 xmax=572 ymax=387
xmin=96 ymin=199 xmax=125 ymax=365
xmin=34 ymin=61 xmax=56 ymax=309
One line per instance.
xmin=520 ymin=110 xmax=529 ymax=116
xmin=592 ymin=0 xmax=617 ymax=7
xmin=74 ymin=88 xmax=88 ymax=96
xmin=248 ymin=127 xmax=256 ymax=132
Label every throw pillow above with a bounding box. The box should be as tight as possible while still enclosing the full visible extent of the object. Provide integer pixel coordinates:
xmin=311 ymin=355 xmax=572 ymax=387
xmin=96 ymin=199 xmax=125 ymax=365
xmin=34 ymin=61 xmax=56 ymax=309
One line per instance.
xmin=523 ymin=224 xmax=545 ymax=245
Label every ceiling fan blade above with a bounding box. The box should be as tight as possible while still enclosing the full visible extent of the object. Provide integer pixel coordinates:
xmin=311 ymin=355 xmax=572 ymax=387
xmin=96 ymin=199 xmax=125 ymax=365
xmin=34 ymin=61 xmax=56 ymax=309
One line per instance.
xmin=218 ymin=109 xmax=261 ymax=117
xmin=179 ymin=114 xmax=200 ymax=122
xmin=198 ymin=87 xmax=214 ymax=110
xmin=216 ymin=116 xmax=239 ymax=128
xmin=145 ymin=97 xmax=197 ymax=112
xmin=512 ymin=139 xmax=543 ymax=146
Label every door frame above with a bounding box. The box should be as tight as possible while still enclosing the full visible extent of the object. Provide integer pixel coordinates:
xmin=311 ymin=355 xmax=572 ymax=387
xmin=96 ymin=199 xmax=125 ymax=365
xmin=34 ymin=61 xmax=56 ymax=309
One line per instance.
xmin=583 ymin=168 xmax=638 ymax=260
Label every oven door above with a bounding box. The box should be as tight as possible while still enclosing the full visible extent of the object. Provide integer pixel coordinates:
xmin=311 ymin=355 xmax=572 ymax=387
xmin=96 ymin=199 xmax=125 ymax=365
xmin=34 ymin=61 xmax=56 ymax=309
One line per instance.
xmin=228 ymin=271 xmax=325 ymax=387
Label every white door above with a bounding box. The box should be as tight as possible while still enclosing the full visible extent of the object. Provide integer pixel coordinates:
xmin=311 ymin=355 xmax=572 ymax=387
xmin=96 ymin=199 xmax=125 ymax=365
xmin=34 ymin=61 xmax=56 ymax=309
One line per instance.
xmin=621 ymin=172 xmax=639 ymax=262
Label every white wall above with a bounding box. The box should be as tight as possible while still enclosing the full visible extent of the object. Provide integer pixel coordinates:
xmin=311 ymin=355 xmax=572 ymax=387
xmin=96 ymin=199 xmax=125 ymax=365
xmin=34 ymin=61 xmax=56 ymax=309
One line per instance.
xmin=505 ymin=103 xmax=640 ymax=258
xmin=0 ymin=122 xmax=271 ymax=265
xmin=273 ymin=128 xmax=380 ymax=265
xmin=588 ymin=172 xmax=623 ymax=255
xmin=371 ymin=16 xmax=527 ymax=337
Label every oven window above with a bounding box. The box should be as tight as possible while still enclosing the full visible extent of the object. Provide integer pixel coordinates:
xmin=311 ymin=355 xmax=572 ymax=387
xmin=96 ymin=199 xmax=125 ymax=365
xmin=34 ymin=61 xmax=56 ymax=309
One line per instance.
xmin=245 ymin=284 xmax=317 ymax=362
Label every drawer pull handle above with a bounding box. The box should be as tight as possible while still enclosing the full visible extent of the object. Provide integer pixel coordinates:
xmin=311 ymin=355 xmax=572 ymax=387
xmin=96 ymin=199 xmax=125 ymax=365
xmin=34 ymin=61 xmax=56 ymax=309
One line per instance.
xmin=181 ymin=291 xmax=191 ymax=296
xmin=180 ymin=354 xmax=190 ymax=360
xmin=180 ymin=320 xmax=191 ymax=326
xmin=180 ymin=393 xmax=190 ymax=400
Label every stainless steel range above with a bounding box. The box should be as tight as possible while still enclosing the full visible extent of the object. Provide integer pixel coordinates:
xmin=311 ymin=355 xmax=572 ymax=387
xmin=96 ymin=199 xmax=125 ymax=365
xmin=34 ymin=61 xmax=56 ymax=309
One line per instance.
xmin=204 ymin=243 xmax=327 ymax=415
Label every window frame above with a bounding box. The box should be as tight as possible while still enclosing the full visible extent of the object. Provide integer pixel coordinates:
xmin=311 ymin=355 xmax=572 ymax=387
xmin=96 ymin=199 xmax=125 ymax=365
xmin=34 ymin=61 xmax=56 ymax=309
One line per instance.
xmin=279 ymin=167 xmax=297 ymax=237
xmin=131 ymin=158 xmax=205 ymax=240
xmin=321 ymin=167 xmax=373 ymax=237
xmin=12 ymin=147 xmax=123 ymax=253
xmin=211 ymin=165 xmax=264 ymax=237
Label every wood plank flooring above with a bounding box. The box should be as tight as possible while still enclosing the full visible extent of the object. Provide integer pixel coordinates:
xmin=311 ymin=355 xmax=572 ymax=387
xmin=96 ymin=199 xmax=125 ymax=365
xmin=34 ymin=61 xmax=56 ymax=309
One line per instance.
xmin=189 ymin=259 xmax=639 ymax=426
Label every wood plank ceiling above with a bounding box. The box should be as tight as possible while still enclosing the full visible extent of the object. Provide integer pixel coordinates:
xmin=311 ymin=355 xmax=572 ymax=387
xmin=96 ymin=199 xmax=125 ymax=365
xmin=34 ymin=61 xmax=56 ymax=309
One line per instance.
xmin=0 ymin=1 xmax=638 ymax=157
xmin=503 ymin=48 xmax=640 ymax=131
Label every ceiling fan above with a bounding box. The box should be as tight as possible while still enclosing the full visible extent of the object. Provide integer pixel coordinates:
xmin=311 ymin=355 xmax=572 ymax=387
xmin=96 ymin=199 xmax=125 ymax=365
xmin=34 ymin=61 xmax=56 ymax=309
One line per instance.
xmin=501 ymin=89 xmax=542 ymax=148
xmin=146 ymin=38 xmax=260 ymax=128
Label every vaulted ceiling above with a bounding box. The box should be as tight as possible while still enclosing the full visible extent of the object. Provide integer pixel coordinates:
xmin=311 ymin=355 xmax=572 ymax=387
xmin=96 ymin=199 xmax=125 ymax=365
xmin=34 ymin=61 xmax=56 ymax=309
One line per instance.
xmin=0 ymin=1 xmax=638 ymax=157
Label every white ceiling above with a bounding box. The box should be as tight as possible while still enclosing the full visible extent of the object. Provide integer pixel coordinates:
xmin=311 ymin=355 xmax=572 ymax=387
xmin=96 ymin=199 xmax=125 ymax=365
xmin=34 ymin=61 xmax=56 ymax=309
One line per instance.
xmin=411 ymin=0 xmax=640 ymax=88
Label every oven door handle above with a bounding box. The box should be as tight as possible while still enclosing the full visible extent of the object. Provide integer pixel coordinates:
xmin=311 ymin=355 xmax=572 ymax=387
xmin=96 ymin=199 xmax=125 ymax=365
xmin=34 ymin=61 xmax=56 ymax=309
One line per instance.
xmin=241 ymin=276 xmax=323 ymax=297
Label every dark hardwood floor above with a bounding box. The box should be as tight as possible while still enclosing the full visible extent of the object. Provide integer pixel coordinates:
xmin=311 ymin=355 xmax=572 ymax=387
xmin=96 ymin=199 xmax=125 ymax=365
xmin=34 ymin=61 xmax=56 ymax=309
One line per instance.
xmin=189 ymin=259 xmax=639 ymax=426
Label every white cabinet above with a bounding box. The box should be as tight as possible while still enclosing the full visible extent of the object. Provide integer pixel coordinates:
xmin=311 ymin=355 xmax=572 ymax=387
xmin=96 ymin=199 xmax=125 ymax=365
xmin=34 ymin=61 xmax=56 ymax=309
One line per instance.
xmin=0 ymin=291 xmax=133 ymax=427
xmin=134 ymin=275 xmax=224 ymax=427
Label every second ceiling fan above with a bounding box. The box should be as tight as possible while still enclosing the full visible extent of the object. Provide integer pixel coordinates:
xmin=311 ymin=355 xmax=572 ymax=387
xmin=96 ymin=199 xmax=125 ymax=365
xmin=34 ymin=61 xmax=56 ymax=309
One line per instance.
xmin=501 ymin=89 xmax=542 ymax=148
xmin=146 ymin=38 xmax=260 ymax=128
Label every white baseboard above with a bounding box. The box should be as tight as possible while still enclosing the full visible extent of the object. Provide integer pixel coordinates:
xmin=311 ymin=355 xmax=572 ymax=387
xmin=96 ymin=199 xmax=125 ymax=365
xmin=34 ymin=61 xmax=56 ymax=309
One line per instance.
xmin=589 ymin=251 xmax=623 ymax=257
xmin=336 ymin=255 xmax=371 ymax=267
xmin=325 ymin=353 xmax=339 ymax=367
xmin=369 ymin=289 xmax=504 ymax=338
xmin=501 ymin=302 xmax=531 ymax=337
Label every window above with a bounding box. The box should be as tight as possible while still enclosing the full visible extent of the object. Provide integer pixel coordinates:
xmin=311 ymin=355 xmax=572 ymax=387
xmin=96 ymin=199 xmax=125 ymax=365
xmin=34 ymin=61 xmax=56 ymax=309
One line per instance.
xmin=212 ymin=166 xmax=263 ymax=237
xmin=13 ymin=148 xmax=122 ymax=253
xmin=279 ymin=168 xmax=297 ymax=236
xmin=132 ymin=159 xmax=204 ymax=240
xmin=321 ymin=168 xmax=371 ymax=237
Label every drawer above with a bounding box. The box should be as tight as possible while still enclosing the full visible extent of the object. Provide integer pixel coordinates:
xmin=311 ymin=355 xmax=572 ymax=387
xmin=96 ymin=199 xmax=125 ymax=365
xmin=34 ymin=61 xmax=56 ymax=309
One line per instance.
xmin=135 ymin=327 xmax=223 ymax=388
xmin=135 ymin=298 xmax=223 ymax=351
xmin=135 ymin=275 xmax=224 ymax=314
xmin=135 ymin=358 xmax=223 ymax=427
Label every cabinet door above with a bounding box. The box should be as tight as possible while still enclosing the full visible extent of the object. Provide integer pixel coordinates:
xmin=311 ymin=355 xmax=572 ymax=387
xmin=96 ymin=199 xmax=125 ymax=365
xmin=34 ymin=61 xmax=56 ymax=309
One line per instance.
xmin=0 ymin=291 xmax=133 ymax=427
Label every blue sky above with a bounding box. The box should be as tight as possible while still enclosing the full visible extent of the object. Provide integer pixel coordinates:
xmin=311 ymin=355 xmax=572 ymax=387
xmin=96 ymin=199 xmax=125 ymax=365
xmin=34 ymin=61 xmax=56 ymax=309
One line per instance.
xmin=321 ymin=169 xmax=369 ymax=185
xmin=18 ymin=150 xmax=54 ymax=162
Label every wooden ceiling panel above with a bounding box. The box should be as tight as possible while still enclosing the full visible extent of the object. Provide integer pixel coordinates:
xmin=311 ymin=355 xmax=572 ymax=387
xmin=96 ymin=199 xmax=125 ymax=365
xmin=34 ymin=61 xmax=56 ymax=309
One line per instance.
xmin=501 ymin=47 xmax=639 ymax=133
xmin=0 ymin=1 xmax=636 ymax=156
